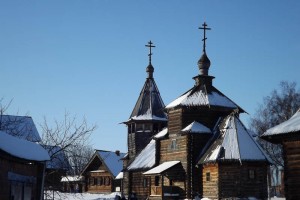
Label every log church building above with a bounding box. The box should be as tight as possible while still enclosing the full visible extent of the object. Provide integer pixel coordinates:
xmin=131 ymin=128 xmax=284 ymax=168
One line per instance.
xmin=121 ymin=23 xmax=270 ymax=200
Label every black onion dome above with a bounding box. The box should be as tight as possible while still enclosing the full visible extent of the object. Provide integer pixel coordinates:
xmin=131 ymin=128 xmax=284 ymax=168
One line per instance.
xmin=198 ymin=52 xmax=211 ymax=76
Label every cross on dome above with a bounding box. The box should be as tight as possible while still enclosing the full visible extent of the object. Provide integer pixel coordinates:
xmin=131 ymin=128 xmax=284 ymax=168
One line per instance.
xmin=199 ymin=22 xmax=211 ymax=53
xmin=145 ymin=40 xmax=155 ymax=64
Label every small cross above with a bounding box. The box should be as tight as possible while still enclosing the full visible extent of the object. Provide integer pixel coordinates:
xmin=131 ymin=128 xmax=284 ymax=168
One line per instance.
xmin=145 ymin=40 xmax=156 ymax=64
xmin=199 ymin=22 xmax=211 ymax=52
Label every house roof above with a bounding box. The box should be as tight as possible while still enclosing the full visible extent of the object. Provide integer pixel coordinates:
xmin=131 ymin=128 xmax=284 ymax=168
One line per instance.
xmin=0 ymin=115 xmax=41 ymax=142
xmin=143 ymin=161 xmax=180 ymax=175
xmin=166 ymin=85 xmax=243 ymax=112
xmin=96 ymin=150 xmax=126 ymax=177
xmin=0 ymin=130 xmax=49 ymax=161
xmin=127 ymin=139 xmax=156 ymax=171
xmin=199 ymin=115 xmax=269 ymax=164
xmin=182 ymin=121 xmax=212 ymax=134
xmin=43 ymin=145 xmax=71 ymax=170
xmin=126 ymin=66 xmax=167 ymax=123
xmin=262 ymin=109 xmax=300 ymax=141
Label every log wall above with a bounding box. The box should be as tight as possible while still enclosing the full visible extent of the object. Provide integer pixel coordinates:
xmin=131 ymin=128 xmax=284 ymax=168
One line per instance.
xmin=0 ymin=151 xmax=44 ymax=200
xmin=283 ymin=140 xmax=300 ymax=200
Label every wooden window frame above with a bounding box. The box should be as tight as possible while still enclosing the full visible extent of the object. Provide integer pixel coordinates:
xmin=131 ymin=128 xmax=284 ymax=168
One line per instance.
xmin=206 ymin=172 xmax=211 ymax=181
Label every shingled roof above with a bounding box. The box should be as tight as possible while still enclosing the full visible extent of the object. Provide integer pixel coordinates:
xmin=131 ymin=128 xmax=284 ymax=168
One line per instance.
xmin=166 ymin=84 xmax=244 ymax=112
xmin=198 ymin=115 xmax=270 ymax=164
xmin=126 ymin=63 xmax=167 ymax=123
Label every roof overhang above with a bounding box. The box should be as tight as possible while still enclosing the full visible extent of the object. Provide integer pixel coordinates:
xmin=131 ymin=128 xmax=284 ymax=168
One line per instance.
xmin=143 ymin=161 xmax=180 ymax=176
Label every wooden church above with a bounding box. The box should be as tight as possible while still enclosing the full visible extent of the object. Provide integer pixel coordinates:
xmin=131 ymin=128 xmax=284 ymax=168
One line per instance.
xmin=122 ymin=23 xmax=270 ymax=200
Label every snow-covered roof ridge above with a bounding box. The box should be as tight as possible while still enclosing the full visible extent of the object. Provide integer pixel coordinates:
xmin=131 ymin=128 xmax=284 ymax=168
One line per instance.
xmin=127 ymin=139 xmax=156 ymax=171
xmin=97 ymin=150 xmax=126 ymax=177
xmin=165 ymin=85 xmax=244 ymax=113
xmin=0 ymin=115 xmax=41 ymax=142
xmin=263 ymin=109 xmax=300 ymax=136
xmin=143 ymin=161 xmax=180 ymax=175
xmin=127 ymin=77 xmax=167 ymax=122
xmin=199 ymin=115 xmax=269 ymax=164
xmin=182 ymin=121 xmax=211 ymax=134
xmin=154 ymin=128 xmax=168 ymax=139
xmin=0 ymin=130 xmax=50 ymax=161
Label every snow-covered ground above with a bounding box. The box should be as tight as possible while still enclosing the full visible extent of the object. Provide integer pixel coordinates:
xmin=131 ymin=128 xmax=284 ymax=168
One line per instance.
xmin=45 ymin=192 xmax=285 ymax=200
xmin=44 ymin=192 xmax=121 ymax=200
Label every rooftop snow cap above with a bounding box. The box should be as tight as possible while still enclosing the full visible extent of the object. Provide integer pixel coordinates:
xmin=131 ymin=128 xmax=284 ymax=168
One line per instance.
xmin=198 ymin=22 xmax=211 ymax=76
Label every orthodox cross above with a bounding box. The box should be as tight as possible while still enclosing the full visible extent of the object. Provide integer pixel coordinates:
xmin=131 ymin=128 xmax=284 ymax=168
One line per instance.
xmin=145 ymin=40 xmax=155 ymax=64
xmin=199 ymin=22 xmax=211 ymax=53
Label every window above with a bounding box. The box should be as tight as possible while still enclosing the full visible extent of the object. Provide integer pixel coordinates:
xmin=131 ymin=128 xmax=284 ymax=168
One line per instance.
xmin=136 ymin=124 xmax=143 ymax=132
xmin=105 ymin=177 xmax=111 ymax=186
xmin=170 ymin=139 xmax=177 ymax=150
xmin=206 ymin=172 xmax=211 ymax=181
xmin=143 ymin=178 xmax=148 ymax=188
xmin=89 ymin=177 xmax=94 ymax=185
xmin=155 ymin=176 xmax=159 ymax=186
xmin=249 ymin=169 xmax=255 ymax=179
xmin=144 ymin=124 xmax=152 ymax=132
xmin=94 ymin=177 xmax=97 ymax=185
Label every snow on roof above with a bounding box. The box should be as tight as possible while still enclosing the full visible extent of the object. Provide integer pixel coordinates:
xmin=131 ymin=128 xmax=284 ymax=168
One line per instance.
xmin=263 ymin=109 xmax=300 ymax=136
xmin=43 ymin=145 xmax=71 ymax=170
xmin=200 ymin=115 xmax=269 ymax=163
xmin=0 ymin=115 xmax=41 ymax=142
xmin=115 ymin=172 xmax=123 ymax=180
xmin=182 ymin=121 xmax=211 ymax=134
xmin=97 ymin=150 xmax=126 ymax=177
xmin=127 ymin=139 xmax=156 ymax=171
xmin=165 ymin=87 xmax=239 ymax=110
xmin=143 ymin=161 xmax=180 ymax=175
xmin=0 ymin=131 xmax=49 ymax=161
xmin=128 ymin=78 xmax=167 ymax=122
xmin=154 ymin=128 xmax=168 ymax=139
xmin=61 ymin=176 xmax=83 ymax=182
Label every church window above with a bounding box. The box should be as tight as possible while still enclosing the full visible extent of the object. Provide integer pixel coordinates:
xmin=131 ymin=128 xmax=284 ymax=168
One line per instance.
xmin=136 ymin=124 xmax=143 ymax=132
xmin=144 ymin=124 xmax=152 ymax=132
xmin=206 ymin=172 xmax=211 ymax=181
xmin=143 ymin=178 xmax=148 ymax=187
xmin=131 ymin=124 xmax=135 ymax=133
xmin=170 ymin=139 xmax=177 ymax=150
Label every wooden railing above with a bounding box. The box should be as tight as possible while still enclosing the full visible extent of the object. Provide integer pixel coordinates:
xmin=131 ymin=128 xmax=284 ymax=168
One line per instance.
xmin=150 ymin=186 xmax=180 ymax=196
xmin=151 ymin=186 xmax=162 ymax=196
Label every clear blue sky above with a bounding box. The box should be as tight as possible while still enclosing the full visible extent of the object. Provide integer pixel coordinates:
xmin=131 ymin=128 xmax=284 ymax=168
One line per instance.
xmin=1 ymin=1 xmax=300 ymax=152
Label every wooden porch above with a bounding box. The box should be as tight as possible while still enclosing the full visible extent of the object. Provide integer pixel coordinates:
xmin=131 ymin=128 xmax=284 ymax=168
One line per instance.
xmin=150 ymin=186 xmax=180 ymax=200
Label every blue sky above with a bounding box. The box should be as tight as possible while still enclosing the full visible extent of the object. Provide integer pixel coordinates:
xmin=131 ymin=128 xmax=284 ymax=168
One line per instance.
xmin=1 ymin=1 xmax=300 ymax=152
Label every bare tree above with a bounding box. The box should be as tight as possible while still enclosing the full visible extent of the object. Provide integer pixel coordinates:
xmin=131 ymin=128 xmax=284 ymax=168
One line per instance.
xmin=40 ymin=112 xmax=96 ymax=198
xmin=250 ymin=81 xmax=300 ymax=166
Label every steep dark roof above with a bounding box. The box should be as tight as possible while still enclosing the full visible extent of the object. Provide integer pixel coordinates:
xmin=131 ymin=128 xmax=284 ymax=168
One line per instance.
xmin=127 ymin=68 xmax=167 ymax=122
xmin=0 ymin=115 xmax=41 ymax=142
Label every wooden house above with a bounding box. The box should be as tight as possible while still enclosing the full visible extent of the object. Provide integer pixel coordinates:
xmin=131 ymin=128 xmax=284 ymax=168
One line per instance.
xmin=198 ymin=115 xmax=270 ymax=199
xmin=261 ymin=109 xmax=300 ymax=200
xmin=122 ymin=41 xmax=168 ymax=200
xmin=0 ymin=130 xmax=50 ymax=200
xmin=61 ymin=175 xmax=84 ymax=193
xmin=122 ymin=23 xmax=270 ymax=200
xmin=81 ymin=150 xmax=126 ymax=193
